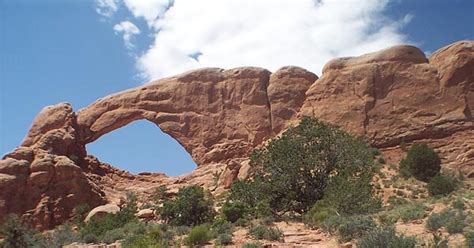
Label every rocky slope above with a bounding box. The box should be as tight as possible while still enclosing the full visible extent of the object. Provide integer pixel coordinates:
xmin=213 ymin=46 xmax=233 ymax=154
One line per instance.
xmin=0 ymin=40 xmax=472 ymax=230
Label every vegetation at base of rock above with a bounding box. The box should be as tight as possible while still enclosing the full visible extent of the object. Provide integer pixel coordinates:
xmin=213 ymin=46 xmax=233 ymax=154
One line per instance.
xmin=303 ymin=201 xmax=338 ymax=228
xmin=183 ymin=225 xmax=211 ymax=246
xmin=0 ymin=214 xmax=43 ymax=248
xmin=465 ymin=230 xmax=474 ymax=248
xmin=215 ymin=233 xmax=233 ymax=245
xmin=321 ymin=215 xmax=377 ymax=242
xmin=427 ymin=173 xmax=460 ymax=196
xmin=249 ymin=224 xmax=283 ymax=241
xmin=356 ymin=227 xmax=416 ymax=248
xmin=241 ymin=242 xmax=263 ymax=248
xmin=426 ymin=208 xmax=467 ymax=234
xmin=221 ymin=200 xmax=249 ymax=223
xmin=399 ymin=143 xmax=441 ymax=182
xmin=78 ymin=192 xmax=138 ymax=243
xmin=160 ymin=185 xmax=215 ymax=226
xmin=226 ymin=117 xmax=380 ymax=219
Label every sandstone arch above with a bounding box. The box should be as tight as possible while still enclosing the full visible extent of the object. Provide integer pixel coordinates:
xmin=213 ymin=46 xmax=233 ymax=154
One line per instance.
xmin=76 ymin=66 xmax=318 ymax=165
xmin=1 ymin=41 xmax=472 ymax=230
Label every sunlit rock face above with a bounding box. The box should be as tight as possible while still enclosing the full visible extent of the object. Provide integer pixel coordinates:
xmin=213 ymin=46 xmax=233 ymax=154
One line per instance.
xmin=1 ymin=40 xmax=472 ymax=230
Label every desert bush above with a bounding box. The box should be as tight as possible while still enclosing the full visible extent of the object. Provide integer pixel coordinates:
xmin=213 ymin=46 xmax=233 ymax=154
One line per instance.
xmin=215 ymin=233 xmax=233 ymax=245
xmin=452 ymin=198 xmax=465 ymax=210
xmin=426 ymin=210 xmax=452 ymax=231
xmin=122 ymin=234 xmax=169 ymax=248
xmin=101 ymin=221 xmax=148 ymax=244
xmin=221 ymin=200 xmax=248 ymax=222
xmin=184 ymin=225 xmax=211 ymax=247
xmin=151 ymin=185 xmax=169 ymax=205
xmin=378 ymin=157 xmax=386 ymax=164
xmin=334 ymin=215 xmax=377 ymax=242
xmin=427 ymin=173 xmax=460 ymax=196
xmin=45 ymin=223 xmax=79 ymax=247
xmin=228 ymin=117 xmax=378 ymax=216
xmin=321 ymin=215 xmax=376 ymax=242
xmin=426 ymin=209 xmax=466 ymax=234
xmin=249 ymin=224 xmax=283 ymax=241
xmin=357 ymin=227 xmax=416 ymax=248
xmin=464 ymin=230 xmax=474 ymax=248
xmin=160 ymin=185 xmax=215 ymax=226
xmin=0 ymin=214 xmax=43 ymax=248
xmin=72 ymin=204 xmax=90 ymax=226
xmin=241 ymin=242 xmax=263 ymax=248
xmin=399 ymin=143 xmax=441 ymax=182
xmin=79 ymin=193 xmax=138 ymax=242
xmin=397 ymin=203 xmax=426 ymax=223
xmin=445 ymin=211 xmax=466 ymax=234
xmin=210 ymin=217 xmax=232 ymax=237
xmin=303 ymin=201 xmax=338 ymax=228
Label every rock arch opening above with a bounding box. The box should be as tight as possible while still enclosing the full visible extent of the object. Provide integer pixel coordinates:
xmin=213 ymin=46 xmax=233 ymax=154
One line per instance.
xmin=85 ymin=120 xmax=197 ymax=176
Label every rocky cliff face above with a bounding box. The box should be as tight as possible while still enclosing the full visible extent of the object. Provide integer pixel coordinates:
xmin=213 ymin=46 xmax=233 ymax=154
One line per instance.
xmin=1 ymin=40 xmax=472 ymax=230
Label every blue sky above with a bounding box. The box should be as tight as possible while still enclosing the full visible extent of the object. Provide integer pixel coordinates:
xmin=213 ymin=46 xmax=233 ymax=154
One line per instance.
xmin=1 ymin=0 xmax=473 ymax=176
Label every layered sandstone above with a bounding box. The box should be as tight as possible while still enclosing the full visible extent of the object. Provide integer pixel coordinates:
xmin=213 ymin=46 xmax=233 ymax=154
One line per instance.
xmin=0 ymin=40 xmax=472 ymax=230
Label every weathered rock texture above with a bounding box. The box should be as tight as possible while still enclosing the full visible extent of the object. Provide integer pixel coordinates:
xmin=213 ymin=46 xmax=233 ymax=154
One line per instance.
xmin=0 ymin=40 xmax=472 ymax=230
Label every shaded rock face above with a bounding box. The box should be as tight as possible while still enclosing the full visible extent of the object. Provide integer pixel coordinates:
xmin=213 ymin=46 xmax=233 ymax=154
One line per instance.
xmin=1 ymin=104 xmax=106 ymax=230
xmin=1 ymin=40 xmax=473 ymax=230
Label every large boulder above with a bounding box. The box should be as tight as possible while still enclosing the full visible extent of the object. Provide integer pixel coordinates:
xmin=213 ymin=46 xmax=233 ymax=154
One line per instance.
xmin=85 ymin=204 xmax=121 ymax=223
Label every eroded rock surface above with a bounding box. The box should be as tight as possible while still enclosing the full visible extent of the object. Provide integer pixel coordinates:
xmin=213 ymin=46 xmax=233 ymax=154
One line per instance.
xmin=0 ymin=40 xmax=472 ymax=230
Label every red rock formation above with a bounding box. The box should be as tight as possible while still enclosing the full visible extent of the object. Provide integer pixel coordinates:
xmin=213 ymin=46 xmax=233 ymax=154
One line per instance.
xmin=0 ymin=41 xmax=472 ymax=230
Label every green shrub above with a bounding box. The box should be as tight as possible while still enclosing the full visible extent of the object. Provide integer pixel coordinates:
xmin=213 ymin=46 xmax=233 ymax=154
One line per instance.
xmin=79 ymin=193 xmax=139 ymax=242
xmin=303 ymin=201 xmax=338 ymax=228
xmin=378 ymin=157 xmax=386 ymax=164
xmin=228 ymin=117 xmax=378 ymax=216
xmin=334 ymin=215 xmax=377 ymax=242
xmin=452 ymin=198 xmax=465 ymax=210
xmin=426 ymin=209 xmax=466 ymax=234
xmin=101 ymin=221 xmax=148 ymax=244
xmin=215 ymin=233 xmax=233 ymax=245
xmin=210 ymin=217 xmax=232 ymax=237
xmin=184 ymin=225 xmax=211 ymax=247
xmin=160 ymin=185 xmax=215 ymax=226
xmin=426 ymin=210 xmax=452 ymax=231
xmin=241 ymin=242 xmax=263 ymax=248
xmin=427 ymin=174 xmax=459 ymax=196
xmin=0 ymin=214 xmax=42 ymax=248
xmin=72 ymin=204 xmax=90 ymax=226
xmin=399 ymin=143 xmax=441 ymax=182
xmin=249 ymin=224 xmax=283 ymax=241
xmin=151 ymin=185 xmax=169 ymax=205
xmin=357 ymin=227 xmax=416 ymax=248
xmin=122 ymin=234 xmax=168 ymax=248
xmin=221 ymin=201 xmax=248 ymax=222
xmin=397 ymin=203 xmax=426 ymax=223
xmin=445 ymin=211 xmax=465 ymax=234
xmin=371 ymin=148 xmax=381 ymax=157
xmin=46 ymin=224 xmax=79 ymax=247
xmin=465 ymin=230 xmax=474 ymax=248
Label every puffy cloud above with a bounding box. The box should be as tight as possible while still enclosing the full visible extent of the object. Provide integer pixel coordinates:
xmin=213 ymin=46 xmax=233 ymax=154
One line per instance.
xmin=95 ymin=0 xmax=119 ymax=17
xmin=97 ymin=0 xmax=413 ymax=80
xmin=113 ymin=21 xmax=141 ymax=49
xmin=123 ymin=0 xmax=174 ymax=28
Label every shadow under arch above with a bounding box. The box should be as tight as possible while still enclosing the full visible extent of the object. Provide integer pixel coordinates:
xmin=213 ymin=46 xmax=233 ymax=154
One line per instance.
xmin=85 ymin=119 xmax=197 ymax=176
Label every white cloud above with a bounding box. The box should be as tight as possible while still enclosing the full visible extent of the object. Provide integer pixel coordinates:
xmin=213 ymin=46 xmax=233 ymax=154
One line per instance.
xmin=114 ymin=21 xmax=141 ymax=49
xmin=95 ymin=0 xmax=119 ymax=17
xmin=96 ymin=0 xmax=413 ymax=80
xmin=123 ymin=0 xmax=174 ymax=28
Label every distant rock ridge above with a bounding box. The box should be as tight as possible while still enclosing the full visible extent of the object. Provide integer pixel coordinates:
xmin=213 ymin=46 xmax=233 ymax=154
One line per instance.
xmin=1 ymin=40 xmax=472 ymax=230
